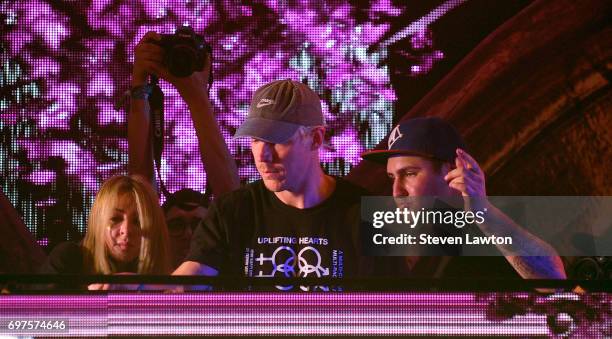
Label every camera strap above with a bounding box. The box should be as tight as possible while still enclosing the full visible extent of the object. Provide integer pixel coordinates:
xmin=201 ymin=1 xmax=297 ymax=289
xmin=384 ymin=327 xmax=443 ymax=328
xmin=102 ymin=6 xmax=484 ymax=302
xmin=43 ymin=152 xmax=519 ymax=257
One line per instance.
xmin=148 ymin=75 xmax=170 ymax=197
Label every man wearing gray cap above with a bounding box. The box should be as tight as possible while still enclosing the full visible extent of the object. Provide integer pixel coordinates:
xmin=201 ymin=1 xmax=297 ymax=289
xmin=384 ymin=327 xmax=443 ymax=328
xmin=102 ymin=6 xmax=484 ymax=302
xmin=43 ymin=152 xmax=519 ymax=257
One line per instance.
xmin=173 ymin=80 xmax=373 ymax=289
xmin=361 ymin=117 xmax=566 ymax=279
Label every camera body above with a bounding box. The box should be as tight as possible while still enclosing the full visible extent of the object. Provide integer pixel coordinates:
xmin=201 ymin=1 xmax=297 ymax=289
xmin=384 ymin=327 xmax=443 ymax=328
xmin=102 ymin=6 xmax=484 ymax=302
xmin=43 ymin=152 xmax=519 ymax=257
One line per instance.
xmin=157 ymin=26 xmax=211 ymax=78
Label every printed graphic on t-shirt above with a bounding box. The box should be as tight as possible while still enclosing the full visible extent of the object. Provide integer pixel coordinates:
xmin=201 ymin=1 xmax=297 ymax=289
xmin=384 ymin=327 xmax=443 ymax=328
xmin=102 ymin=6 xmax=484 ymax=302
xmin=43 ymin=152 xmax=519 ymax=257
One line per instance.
xmin=244 ymin=236 xmax=344 ymax=291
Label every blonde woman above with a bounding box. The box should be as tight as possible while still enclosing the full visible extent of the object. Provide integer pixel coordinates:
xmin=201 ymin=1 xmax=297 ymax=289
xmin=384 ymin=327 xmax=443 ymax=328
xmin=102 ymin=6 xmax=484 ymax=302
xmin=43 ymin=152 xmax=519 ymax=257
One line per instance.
xmin=40 ymin=175 xmax=171 ymax=288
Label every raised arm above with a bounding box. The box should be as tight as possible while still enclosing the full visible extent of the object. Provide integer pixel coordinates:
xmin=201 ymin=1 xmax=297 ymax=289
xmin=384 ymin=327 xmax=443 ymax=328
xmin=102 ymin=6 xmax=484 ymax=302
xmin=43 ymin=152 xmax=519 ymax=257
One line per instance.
xmin=128 ymin=31 xmax=239 ymax=196
xmin=128 ymin=32 xmax=158 ymax=185
xmin=173 ymin=69 xmax=240 ymax=196
xmin=444 ymin=148 xmax=566 ymax=279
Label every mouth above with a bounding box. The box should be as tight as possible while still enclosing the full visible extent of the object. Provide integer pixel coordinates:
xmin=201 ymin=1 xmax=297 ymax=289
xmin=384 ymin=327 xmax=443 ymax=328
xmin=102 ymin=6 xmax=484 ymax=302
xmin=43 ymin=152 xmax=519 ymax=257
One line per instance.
xmin=260 ymin=167 xmax=283 ymax=179
xmin=260 ymin=166 xmax=280 ymax=173
xmin=115 ymin=243 xmax=132 ymax=251
xmin=393 ymin=197 xmax=413 ymax=209
xmin=262 ymin=173 xmax=283 ymax=180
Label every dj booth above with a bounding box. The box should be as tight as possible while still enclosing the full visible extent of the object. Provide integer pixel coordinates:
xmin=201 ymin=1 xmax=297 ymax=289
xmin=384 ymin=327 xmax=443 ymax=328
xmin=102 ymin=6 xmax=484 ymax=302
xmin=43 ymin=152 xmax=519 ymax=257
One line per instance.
xmin=0 ymin=277 xmax=609 ymax=337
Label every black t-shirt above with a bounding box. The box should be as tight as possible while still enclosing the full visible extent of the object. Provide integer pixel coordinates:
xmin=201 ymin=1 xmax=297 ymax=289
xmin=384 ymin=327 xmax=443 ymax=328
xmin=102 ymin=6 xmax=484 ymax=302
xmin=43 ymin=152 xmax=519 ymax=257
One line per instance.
xmin=401 ymin=202 xmax=522 ymax=279
xmin=39 ymin=241 xmax=84 ymax=275
xmin=187 ymin=178 xmax=384 ymax=288
xmin=408 ymin=256 xmax=521 ymax=279
xmin=37 ymin=241 xmax=85 ymax=290
xmin=39 ymin=241 xmax=141 ymax=275
xmin=186 ymin=179 xmax=521 ymax=288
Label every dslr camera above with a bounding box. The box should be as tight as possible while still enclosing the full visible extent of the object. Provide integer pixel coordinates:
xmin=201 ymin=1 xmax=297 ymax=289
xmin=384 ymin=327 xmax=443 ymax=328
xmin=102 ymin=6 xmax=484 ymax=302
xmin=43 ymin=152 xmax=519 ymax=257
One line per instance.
xmin=157 ymin=26 xmax=211 ymax=77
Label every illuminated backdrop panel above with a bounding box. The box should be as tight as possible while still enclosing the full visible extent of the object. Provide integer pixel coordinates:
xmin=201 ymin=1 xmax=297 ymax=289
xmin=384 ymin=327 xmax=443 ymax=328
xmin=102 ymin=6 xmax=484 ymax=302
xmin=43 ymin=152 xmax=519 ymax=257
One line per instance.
xmin=1 ymin=292 xmax=609 ymax=336
xmin=0 ymin=0 xmax=471 ymax=246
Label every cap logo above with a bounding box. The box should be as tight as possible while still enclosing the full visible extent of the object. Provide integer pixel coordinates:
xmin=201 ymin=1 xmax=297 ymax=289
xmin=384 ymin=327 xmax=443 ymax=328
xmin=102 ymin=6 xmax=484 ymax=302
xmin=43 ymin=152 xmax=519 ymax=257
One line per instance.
xmin=388 ymin=125 xmax=403 ymax=149
xmin=256 ymin=98 xmax=275 ymax=108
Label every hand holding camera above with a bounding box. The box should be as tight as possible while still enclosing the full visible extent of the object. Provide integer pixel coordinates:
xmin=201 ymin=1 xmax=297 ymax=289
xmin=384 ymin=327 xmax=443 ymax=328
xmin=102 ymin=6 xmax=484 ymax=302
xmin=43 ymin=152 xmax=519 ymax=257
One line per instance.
xmin=132 ymin=27 xmax=212 ymax=95
xmin=130 ymin=27 xmax=215 ymax=199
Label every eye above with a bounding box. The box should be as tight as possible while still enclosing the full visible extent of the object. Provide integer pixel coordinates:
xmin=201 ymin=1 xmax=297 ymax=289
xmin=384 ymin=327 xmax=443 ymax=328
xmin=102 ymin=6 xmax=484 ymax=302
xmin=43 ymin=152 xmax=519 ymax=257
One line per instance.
xmin=110 ymin=216 xmax=122 ymax=224
xmin=387 ymin=173 xmax=394 ymax=180
xmin=402 ymin=170 xmax=417 ymax=177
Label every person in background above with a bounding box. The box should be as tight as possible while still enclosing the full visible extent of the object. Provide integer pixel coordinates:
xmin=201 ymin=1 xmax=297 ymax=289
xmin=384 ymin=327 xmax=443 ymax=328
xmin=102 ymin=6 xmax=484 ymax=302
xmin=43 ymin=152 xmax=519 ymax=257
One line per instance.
xmin=162 ymin=188 xmax=209 ymax=268
xmin=39 ymin=175 xmax=171 ymax=289
xmin=0 ymin=189 xmax=46 ymax=273
xmin=128 ymin=31 xmax=240 ymax=268
xmin=361 ymin=117 xmax=566 ymax=279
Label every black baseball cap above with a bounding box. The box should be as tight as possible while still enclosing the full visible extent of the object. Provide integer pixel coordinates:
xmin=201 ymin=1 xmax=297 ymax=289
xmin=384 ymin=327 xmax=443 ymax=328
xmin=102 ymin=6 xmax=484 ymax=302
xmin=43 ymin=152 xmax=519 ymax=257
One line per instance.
xmin=361 ymin=117 xmax=466 ymax=164
xmin=162 ymin=188 xmax=209 ymax=212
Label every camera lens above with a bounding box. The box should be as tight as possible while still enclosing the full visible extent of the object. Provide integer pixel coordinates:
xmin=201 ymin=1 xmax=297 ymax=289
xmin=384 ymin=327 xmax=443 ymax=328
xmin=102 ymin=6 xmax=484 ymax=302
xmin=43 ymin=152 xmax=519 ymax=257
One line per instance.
xmin=167 ymin=45 xmax=197 ymax=77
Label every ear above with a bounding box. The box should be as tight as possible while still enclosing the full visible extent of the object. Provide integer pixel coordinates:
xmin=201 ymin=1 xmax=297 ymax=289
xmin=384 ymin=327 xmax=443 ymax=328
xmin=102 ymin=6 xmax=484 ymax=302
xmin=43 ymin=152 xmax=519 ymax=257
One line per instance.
xmin=310 ymin=127 xmax=325 ymax=150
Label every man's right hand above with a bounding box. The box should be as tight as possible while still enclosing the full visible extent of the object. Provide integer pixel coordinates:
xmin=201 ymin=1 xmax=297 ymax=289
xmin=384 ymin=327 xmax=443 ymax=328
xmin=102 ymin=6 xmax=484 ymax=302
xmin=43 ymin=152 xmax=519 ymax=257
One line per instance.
xmin=172 ymin=260 xmax=219 ymax=276
xmin=168 ymin=261 xmax=218 ymax=292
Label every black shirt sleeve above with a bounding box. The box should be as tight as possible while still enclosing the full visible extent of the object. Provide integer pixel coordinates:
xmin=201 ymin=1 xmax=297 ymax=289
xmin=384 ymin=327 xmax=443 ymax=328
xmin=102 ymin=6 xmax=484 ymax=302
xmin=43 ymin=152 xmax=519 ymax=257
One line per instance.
xmin=38 ymin=241 xmax=84 ymax=274
xmin=185 ymin=185 xmax=257 ymax=276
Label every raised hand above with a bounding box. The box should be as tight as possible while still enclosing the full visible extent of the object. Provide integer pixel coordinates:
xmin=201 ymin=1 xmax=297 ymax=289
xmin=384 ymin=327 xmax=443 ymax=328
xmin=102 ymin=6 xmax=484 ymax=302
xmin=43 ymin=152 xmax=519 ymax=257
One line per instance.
xmin=132 ymin=31 xmax=165 ymax=86
xmin=443 ymin=148 xmax=486 ymax=197
xmin=132 ymin=31 xmax=211 ymax=95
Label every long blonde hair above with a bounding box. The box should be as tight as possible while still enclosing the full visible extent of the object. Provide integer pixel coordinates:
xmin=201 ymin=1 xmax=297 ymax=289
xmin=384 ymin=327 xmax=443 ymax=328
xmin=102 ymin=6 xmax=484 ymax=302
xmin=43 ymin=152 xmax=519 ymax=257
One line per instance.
xmin=82 ymin=175 xmax=171 ymax=274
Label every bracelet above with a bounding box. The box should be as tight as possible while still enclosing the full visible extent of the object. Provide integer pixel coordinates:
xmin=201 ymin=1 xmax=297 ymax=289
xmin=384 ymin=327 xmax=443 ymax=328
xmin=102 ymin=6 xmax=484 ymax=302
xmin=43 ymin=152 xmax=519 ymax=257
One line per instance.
xmin=130 ymin=84 xmax=153 ymax=100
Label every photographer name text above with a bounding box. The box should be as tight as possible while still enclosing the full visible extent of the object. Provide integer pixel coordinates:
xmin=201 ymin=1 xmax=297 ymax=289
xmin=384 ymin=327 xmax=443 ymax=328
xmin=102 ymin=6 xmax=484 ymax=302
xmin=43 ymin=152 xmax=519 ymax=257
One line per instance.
xmin=373 ymin=233 xmax=513 ymax=246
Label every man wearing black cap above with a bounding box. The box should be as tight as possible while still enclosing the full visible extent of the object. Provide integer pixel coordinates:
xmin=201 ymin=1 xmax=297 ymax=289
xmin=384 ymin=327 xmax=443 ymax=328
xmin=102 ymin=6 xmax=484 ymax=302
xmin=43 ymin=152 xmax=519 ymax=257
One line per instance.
xmin=173 ymin=80 xmax=373 ymax=288
xmin=162 ymin=189 xmax=209 ymax=268
xmin=361 ymin=117 xmax=566 ymax=279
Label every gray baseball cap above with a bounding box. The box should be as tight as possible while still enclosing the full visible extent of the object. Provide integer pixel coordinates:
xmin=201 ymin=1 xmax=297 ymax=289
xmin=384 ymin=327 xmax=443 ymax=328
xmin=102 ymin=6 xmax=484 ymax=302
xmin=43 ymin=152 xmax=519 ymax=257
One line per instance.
xmin=234 ymin=79 xmax=324 ymax=143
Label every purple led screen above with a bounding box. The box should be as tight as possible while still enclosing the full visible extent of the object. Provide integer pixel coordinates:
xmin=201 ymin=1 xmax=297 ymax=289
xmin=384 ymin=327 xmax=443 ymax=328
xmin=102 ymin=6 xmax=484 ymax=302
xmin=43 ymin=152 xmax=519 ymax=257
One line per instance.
xmin=0 ymin=1 xmax=458 ymax=245
xmin=1 ymin=292 xmax=609 ymax=336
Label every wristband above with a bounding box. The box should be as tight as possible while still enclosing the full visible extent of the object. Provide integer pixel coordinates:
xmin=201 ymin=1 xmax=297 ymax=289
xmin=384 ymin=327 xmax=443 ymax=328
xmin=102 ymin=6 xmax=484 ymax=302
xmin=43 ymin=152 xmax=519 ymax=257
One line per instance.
xmin=130 ymin=84 xmax=153 ymax=100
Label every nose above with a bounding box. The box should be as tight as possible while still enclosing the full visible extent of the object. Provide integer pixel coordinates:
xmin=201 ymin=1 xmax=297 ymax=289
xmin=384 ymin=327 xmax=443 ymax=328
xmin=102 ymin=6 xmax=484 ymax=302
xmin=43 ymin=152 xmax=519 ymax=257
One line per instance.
xmin=392 ymin=177 xmax=408 ymax=197
xmin=118 ymin=220 xmax=130 ymax=237
xmin=253 ymin=141 xmax=273 ymax=163
xmin=118 ymin=218 xmax=137 ymax=238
